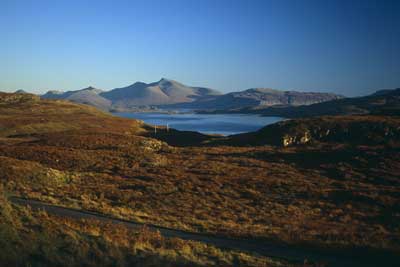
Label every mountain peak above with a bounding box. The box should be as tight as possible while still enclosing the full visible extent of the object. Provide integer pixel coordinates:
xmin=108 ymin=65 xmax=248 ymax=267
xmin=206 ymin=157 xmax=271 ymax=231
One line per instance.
xmin=101 ymin=78 xmax=220 ymax=106
xmin=149 ymin=78 xmax=180 ymax=88
xmin=84 ymin=86 xmax=96 ymax=90
xmin=46 ymin=90 xmax=64 ymax=95
xmin=158 ymin=78 xmax=175 ymax=84
xmin=128 ymin=81 xmax=148 ymax=87
xmin=79 ymin=86 xmax=103 ymax=94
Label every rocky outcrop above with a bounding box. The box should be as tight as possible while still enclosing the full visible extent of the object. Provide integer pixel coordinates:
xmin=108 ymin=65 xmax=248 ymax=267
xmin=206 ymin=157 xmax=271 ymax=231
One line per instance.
xmin=282 ymin=131 xmax=312 ymax=146
xmin=139 ymin=138 xmax=166 ymax=152
xmin=228 ymin=115 xmax=400 ymax=147
xmin=279 ymin=117 xmax=399 ymax=146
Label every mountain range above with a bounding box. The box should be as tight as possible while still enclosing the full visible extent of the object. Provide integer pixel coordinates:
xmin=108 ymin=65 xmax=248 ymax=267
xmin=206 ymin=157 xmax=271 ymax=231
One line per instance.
xmin=221 ymin=88 xmax=400 ymax=117
xmin=166 ymin=87 xmax=343 ymax=110
xmin=41 ymin=79 xmax=220 ymax=111
xmin=39 ymin=78 xmax=342 ymax=111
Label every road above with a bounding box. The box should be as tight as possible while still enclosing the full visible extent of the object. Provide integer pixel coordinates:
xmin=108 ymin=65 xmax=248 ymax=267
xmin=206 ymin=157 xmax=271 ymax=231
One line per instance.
xmin=10 ymin=197 xmax=399 ymax=267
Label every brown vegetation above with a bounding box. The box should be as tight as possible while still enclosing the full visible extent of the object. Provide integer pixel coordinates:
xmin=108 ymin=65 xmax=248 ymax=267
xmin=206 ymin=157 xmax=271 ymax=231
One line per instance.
xmin=0 ymin=93 xmax=399 ymax=265
xmin=1 ymin=186 xmax=285 ymax=267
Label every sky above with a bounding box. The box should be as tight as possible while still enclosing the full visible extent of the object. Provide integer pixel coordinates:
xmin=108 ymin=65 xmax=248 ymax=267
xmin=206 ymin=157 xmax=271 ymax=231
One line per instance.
xmin=0 ymin=0 xmax=399 ymax=96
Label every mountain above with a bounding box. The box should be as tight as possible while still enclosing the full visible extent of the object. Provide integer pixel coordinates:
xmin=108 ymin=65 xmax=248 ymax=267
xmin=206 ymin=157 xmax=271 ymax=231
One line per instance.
xmin=38 ymin=81 xmax=398 ymax=117
xmin=100 ymin=78 xmax=221 ymax=108
xmin=41 ymin=90 xmax=65 ymax=99
xmin=166 ymin=88 xmax=343 ymax=109
xmin=232 ymin=88 xmax=400 ymax=118
xmin=39 ymin=80 xmax=343 ymax=112
xmin=14 ymin=89 xmax=28 ymax=94
xmin=42 ymin=87 xmax=111 ymax=110
xmin=40 ymin=79 xmax=221 ymax=111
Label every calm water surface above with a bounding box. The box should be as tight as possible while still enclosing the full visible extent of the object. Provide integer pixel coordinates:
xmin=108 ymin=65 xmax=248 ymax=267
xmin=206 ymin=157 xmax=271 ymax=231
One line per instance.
xmin=115 ymin=112 xmax=283 ymax=135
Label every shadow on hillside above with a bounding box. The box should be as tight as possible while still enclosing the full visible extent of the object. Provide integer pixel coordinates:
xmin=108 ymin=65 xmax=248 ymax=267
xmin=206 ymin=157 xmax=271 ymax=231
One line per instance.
xmin=142 ymin=125 xmax=224 ymax=147
xmin=140 ymin=124 xmax=274 ymax=147
xmin=227 ymin=144 xmax=400 ymax=185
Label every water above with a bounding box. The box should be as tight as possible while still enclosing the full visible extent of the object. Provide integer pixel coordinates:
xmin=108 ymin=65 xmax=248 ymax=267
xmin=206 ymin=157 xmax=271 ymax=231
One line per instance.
xmin=115 ymin=112 xmax=283 ymax=136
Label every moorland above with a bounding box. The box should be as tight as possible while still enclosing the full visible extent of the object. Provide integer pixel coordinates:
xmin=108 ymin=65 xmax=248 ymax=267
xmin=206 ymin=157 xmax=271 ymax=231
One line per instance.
xmin=0 ymin=91 xmax=399 ymax=266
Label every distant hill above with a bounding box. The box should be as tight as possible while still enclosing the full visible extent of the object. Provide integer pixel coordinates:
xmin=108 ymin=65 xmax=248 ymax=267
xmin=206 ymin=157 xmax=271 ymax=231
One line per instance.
xmin=41 ymin=79 xmax=221 ymax=111
xmin=14 ymin=89 xmax=28 ymax=94
xmin=41 ymin=90 xmax=64 ymax=99
xmin=37 ymin=82 xmax=398 ymax=116
xmin=233 ymin=88 xmax=400 ymax=117
xmin=202 ymin=88 xmax=400 ymax=118
xmin=101 ymin=78 xmax=221 ymax=108
xmin=42 ymin=87 xmax=111 ymax=110
xmin=166 ymin=87 xmax=343 ymax=109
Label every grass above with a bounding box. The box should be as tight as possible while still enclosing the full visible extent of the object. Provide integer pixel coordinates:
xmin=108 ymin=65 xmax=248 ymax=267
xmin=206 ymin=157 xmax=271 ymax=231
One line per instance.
xmin=0 ymin=92 xmax=399 ymax=264
xmin=0 ymin=185 xmax=294 ymax=267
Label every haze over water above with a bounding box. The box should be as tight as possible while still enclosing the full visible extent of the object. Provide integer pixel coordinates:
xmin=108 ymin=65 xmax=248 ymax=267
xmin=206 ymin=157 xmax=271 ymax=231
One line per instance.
xmin=116 ymin=112 xmax=283 ymax=135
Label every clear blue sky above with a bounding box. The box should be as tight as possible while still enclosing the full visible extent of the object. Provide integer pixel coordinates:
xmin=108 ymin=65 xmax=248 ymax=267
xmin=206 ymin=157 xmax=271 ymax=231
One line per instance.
xmin=0 ymin=0 xmax=399 ymax=96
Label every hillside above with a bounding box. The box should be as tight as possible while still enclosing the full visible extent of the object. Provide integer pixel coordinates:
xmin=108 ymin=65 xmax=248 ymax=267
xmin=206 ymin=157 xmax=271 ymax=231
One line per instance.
xmin=0 ymin=188 xmax=276 ymax=267
xmin=101 ymin=78 xmax=221 ymax=108
xmin=0 ymin=92 xmax=148 ymax=140
xmin=1 ymin=92 xmax=399 ymax=266
xmin=42 ymin=87 xmax=112 ymax=110
xmin=167 ymin=88 xmax=342 ymax=109
xmin=217 ymin=88 xmax=400 ymax=117
xmin=224 ymin=115 xmax=400 ymax=147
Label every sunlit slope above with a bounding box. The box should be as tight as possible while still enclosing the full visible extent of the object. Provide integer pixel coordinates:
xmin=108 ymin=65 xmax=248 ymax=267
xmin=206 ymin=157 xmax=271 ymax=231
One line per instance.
xmin=0 ymin=92 xmax=145 ymax=137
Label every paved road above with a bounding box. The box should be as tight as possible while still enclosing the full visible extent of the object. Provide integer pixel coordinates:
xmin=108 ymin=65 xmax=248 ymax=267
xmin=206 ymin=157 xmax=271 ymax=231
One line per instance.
xmin=10 ymin=197 xmax=399 ymax=267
